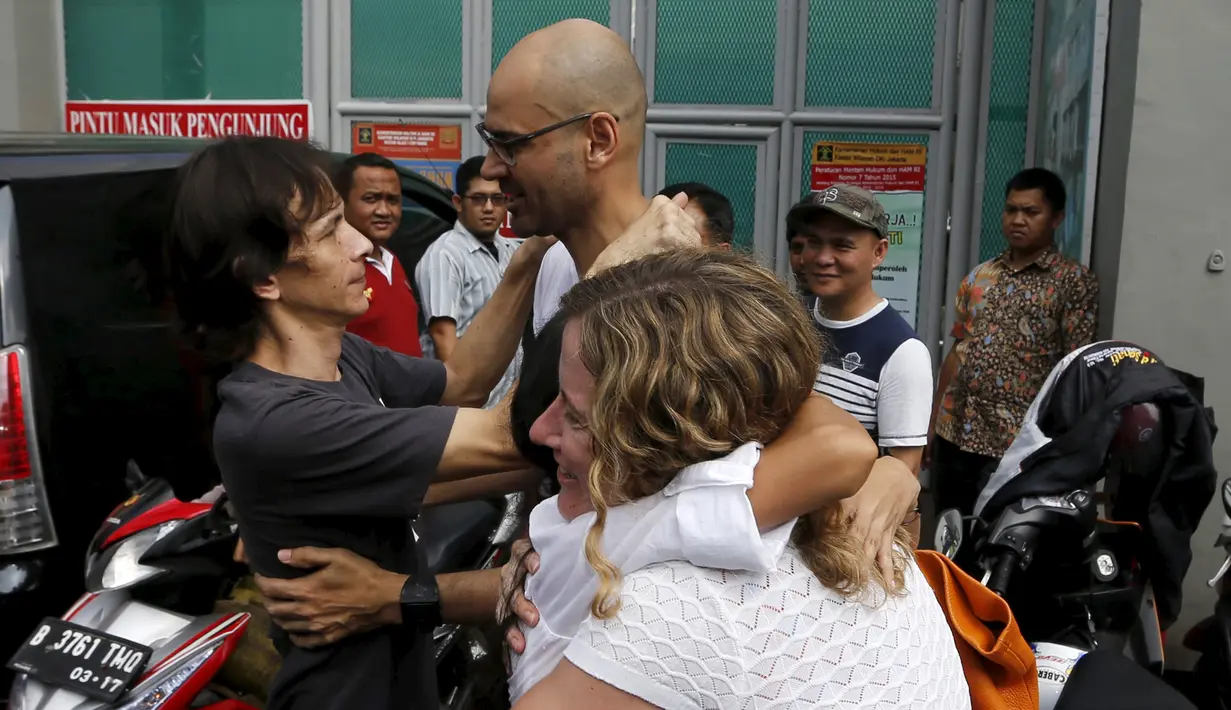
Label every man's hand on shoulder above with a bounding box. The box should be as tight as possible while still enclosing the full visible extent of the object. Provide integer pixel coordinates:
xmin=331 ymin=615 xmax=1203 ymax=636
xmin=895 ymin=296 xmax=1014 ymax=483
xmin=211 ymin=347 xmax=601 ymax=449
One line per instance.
xmin=253 ymin=547 xmax=406 ymax=649
xmin=498 ymin=539 xmax=541 ymax=655
xmin=587 ymin=193 xmax=702 ymax=277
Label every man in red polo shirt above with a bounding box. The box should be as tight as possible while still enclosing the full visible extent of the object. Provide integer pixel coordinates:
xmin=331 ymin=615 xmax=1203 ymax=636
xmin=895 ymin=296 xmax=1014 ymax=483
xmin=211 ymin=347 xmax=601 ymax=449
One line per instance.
xmin=335 ymin=153 xmax=422 ymax=356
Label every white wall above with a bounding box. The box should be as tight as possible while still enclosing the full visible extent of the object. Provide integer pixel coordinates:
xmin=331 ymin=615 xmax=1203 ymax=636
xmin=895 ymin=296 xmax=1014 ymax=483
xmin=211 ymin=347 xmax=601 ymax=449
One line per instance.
xmin=1113 ymin=0 xmax=1231 ymax=667
xmin=0 ymin=0 xmax=61 ymax=132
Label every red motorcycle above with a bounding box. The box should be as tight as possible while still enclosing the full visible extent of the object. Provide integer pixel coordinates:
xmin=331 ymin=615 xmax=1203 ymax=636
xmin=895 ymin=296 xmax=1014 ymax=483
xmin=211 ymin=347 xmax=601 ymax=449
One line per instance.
xmin=6 ymin=463 xmax=257 ymax=709
xmin=8 ymin=461 xmax=523 ymax=709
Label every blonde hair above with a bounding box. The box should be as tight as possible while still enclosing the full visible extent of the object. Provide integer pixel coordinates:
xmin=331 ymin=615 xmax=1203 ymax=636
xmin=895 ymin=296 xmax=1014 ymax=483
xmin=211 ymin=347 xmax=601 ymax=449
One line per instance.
xmin=557 ymin=249 xmax=909 ymax=618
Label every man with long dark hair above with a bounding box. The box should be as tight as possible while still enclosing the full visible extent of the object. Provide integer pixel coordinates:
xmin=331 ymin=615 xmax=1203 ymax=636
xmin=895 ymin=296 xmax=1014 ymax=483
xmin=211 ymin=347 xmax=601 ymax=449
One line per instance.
xmin=167 ymin=136 xmax=552 ymax=709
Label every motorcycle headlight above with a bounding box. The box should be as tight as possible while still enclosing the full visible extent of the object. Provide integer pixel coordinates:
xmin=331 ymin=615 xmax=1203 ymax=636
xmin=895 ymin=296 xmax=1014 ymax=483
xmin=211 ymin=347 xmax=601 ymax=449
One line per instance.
xmin=115 ymin=646 xmax=214 ymax=710
xmin=89 ymin=521 xmax=182 ymax=591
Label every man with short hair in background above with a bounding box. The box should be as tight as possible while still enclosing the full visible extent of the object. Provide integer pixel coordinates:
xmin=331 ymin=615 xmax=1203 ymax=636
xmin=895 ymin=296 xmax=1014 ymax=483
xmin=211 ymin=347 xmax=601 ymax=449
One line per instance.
xmin=657 ymin=181 xmax=734 ymax=249
xmin=788 ymin=231 xmax=815 ymax=305
xmin=928 ymin=167 xmax=1099 ymax=515
xmin=335 ymin=153 xmax=423 ymax=356
xmin=792 ymin=184 xmax=934 ymax=478
xmin=415 ymin=156 xmax=523 ymax=408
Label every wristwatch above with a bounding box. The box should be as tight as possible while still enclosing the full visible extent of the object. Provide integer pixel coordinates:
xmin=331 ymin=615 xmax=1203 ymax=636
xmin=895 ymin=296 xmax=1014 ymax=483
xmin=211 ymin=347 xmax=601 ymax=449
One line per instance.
xmin=399 ymin=575 xmax=442 ymax=632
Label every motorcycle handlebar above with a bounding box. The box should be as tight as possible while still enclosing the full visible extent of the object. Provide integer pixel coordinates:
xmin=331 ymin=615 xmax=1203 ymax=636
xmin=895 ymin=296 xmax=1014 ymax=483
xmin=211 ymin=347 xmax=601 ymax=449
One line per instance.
xmin=986 ymin=551 xmax=1018 ymax=597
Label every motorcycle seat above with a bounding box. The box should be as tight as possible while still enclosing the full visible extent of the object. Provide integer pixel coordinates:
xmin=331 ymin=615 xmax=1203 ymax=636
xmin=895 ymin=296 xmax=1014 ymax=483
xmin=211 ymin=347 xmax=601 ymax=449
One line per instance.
xmin=1053 ymin=649 xmax=1196 ymax=710
xmin=418 ymin=500 xmax=501 ymax=575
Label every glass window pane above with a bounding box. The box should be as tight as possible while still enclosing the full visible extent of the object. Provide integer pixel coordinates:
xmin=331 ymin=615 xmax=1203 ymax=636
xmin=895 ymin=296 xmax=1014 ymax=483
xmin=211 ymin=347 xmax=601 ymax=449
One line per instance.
xmin=63 ymin=0 xmax=302 ymax=101
xmin=202 ymin=2 xmax=303 ymax=99
xmin=351 ymin=0 xmax=463 ymax=100
xmin=803 ymin=0 xmax=938 ymax=109
xmin=664 ymin=142 xmax=759 ymax=251
xmin=654 ymin=0 xmax=777 ymax=106
xmin=978 ymin=0 xmax=1036 ymax=261
xmin=491 ymin=0 xmax=609 ymax=73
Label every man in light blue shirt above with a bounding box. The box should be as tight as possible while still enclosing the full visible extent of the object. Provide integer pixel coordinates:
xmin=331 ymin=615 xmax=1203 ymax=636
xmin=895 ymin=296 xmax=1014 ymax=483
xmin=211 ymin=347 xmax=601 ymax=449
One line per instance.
xmin=416 ymin=156 xmax=523 ymax=408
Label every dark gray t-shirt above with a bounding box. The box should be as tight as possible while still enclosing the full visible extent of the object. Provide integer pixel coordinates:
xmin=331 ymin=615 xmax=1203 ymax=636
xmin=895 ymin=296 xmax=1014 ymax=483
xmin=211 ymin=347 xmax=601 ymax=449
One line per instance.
xmin=213 ymin=333 xmax=457 ymax=710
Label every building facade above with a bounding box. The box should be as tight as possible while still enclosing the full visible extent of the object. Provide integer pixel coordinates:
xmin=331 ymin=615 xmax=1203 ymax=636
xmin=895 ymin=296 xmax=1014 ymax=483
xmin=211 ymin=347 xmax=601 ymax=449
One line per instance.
xmin=0 ymin=0 xmax=1227 ymax=666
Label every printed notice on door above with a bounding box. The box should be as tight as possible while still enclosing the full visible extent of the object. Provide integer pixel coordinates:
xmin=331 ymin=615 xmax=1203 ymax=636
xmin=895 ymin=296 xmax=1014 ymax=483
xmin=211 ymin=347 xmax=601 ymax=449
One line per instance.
xmin=810 ymin=141 xmax=928 ymax=328
xmin=352 ymin=122 xmax=463 ymax=192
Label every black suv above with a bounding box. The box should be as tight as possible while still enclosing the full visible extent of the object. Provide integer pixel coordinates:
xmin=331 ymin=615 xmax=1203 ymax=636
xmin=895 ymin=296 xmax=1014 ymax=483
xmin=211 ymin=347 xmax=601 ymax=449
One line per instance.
xmin=0 ymin=132 xmax=457 ymax=671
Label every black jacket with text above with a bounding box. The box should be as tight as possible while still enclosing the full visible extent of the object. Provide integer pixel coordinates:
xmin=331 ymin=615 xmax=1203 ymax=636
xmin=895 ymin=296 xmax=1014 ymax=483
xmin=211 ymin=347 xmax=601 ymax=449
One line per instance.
xmin=975 ymin=340 xmax=1217 ymax=628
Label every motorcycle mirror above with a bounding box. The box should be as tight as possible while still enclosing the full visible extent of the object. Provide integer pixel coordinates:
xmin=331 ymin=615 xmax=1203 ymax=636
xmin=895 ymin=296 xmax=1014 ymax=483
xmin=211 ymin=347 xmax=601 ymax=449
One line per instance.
xmin=934 ymin=508 xmax=964 ymax=559
xmin=124 ymin=459 xmax=148 ymax=494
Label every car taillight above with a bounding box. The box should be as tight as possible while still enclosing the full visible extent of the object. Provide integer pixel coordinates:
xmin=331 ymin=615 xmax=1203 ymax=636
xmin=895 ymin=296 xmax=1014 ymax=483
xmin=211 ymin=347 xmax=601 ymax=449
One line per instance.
xmin=1 ymin=347 xmax=30 ymax=480
xmin=0 ymin=345 xmax=57 ymax=554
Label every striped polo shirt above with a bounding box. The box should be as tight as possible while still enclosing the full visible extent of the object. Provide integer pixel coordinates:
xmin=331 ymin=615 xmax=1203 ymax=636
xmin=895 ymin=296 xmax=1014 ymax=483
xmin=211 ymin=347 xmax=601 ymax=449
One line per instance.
xmin=812 ymin=299 xmax=934 ymax=449
xmin=415 ymin=221 xmax=523 ymax=408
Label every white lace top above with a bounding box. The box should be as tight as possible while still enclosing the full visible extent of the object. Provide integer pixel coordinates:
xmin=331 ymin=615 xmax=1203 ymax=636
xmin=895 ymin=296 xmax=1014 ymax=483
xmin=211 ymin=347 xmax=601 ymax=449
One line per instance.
xmin=508 ymin=443 xmax=796 ymax=703
xmin=565 ymin=548 xmax=972 ymax=709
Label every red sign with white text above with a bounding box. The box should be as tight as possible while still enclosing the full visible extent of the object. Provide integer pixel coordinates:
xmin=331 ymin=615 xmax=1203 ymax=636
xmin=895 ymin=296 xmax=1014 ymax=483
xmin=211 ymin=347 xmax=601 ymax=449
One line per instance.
xmin=498 ymin=213 xmax=519 ymax=239
xmin=65 ymin=100 xmax=313 ymax=141
xmin=810 ymin=141 xmax=927 ymax=192
xmin=351 ymin=122 xmax=462 ymax=162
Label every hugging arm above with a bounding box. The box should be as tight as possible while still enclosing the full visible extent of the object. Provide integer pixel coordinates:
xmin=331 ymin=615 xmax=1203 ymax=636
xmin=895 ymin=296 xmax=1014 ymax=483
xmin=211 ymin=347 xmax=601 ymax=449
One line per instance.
xmin=439 ymin=238 xmax=551 ymax=406
xmin=746 ymin=393 xmax=879 ymax=527
xmin=740 ymin=393 xmax=920 ymax=576
xmin=255 ymin=549 xmax=515 ymax=648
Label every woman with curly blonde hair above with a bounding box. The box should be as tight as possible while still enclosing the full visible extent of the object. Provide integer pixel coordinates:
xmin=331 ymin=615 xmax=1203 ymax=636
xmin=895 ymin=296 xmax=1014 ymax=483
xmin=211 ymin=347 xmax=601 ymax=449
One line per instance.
xmin=512 ymin=248 xmax=969 ymax=709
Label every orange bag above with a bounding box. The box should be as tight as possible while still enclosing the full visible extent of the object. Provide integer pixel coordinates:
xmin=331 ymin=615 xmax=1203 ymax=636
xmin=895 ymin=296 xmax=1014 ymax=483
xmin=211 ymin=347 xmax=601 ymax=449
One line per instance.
xmin=915 ymin=550 xmax=1039 ymax=710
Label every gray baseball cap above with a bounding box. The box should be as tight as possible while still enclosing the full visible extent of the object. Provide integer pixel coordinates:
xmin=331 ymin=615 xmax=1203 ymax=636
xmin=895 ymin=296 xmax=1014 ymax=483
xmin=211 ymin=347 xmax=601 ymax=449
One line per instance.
xmin=787 ymin=183 xmax=889 ymax=239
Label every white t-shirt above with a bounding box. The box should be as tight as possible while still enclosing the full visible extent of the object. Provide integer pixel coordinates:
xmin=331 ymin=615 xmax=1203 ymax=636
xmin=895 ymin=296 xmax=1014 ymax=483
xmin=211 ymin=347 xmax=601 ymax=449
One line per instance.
xmin=532 ymin=241 xmax=580 ymax=335
xmin=565 ymin=548 xmax=972 ymax=709
xmin=813 ymin=299 xmax=934 ymax=449
xmin=507 ymin=443 xmax=796 ymax=703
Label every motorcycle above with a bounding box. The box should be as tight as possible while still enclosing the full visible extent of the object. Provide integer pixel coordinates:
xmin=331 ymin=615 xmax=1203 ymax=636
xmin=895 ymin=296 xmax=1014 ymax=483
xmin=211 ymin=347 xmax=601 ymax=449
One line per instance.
xmin=7 ymin=461 xmax=526 ymax=709
xmin=1179 ymin=477 xmax=1231 ymax=709
xmin=934 ymin=507 xmax=1197 ymax=709
xmin=930 ymin=339 xmax=1217 ymax=710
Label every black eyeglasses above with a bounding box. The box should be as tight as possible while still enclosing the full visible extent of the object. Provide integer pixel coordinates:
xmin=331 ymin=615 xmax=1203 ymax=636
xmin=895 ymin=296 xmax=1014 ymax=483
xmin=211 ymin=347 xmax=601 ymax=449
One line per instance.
xmin=475 ymin=112 xmax=619 ymax=166
xmin=463 ymin=193 xmax=509 ymax=207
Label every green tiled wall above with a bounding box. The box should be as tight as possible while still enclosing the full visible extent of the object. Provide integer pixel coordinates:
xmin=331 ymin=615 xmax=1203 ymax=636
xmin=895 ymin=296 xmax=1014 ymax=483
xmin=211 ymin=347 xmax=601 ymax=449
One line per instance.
xmin=654 ymin=0 xmax=777 ymax=106
xmin=491 ymin=0 xmax=610 ymax=73
xmin=978 ymin=0 xmax=1036 ymax=261
xmin=351 ymin=0 xmax=463 ymax=99
xmin=804 ymin=0 xmax=938 ymax=109
xmin=64 ymin=0 xmax=302 ymax=100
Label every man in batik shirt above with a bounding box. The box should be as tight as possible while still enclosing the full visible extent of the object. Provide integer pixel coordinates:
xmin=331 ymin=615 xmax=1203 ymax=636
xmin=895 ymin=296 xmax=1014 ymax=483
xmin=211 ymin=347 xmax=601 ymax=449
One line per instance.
xmin=927 ymin=168 xmax=1099 ymax=515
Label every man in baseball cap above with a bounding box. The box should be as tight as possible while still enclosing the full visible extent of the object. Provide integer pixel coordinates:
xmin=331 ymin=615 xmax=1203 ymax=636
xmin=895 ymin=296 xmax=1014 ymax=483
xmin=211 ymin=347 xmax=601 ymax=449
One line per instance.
xmin=788 ymin=184 xmax=934 ymax=539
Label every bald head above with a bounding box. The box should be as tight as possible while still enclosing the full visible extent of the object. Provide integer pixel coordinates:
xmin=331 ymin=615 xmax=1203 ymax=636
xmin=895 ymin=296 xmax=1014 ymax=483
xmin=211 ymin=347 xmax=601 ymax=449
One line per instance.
xmin=492 ymin=19 xmax=646 ymax=147
xmin=482 ymin=19 xmax=649 ymax=245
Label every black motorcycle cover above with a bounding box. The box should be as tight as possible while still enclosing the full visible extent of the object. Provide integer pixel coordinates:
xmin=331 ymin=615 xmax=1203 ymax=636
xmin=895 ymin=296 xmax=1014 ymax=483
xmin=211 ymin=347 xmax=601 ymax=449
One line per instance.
xmin=974 ymin=341 xmax=1217 ymax=629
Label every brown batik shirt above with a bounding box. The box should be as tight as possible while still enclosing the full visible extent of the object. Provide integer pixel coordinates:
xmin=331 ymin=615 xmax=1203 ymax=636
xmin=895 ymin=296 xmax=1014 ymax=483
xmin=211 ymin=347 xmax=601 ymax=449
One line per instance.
xmin=936 ymin=247 xmax=1099 ymax=458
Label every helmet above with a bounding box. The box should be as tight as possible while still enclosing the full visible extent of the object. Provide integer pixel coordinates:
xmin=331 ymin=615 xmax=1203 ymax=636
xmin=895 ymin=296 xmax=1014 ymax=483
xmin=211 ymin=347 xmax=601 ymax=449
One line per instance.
xmin=1105 ymin=402 xmax=1166 ymax=521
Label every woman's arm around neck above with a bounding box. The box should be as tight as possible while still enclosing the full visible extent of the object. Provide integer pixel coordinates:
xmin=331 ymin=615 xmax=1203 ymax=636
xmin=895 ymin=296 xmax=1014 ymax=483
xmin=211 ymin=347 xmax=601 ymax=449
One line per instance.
xmin=747 ymin=393 xmax=878 ymax=528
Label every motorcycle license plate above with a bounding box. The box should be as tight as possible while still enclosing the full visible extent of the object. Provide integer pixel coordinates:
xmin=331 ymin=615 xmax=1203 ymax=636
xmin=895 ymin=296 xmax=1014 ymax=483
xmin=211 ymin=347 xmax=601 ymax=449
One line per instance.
xmin=6 ymin=617 xmax=153 ymax=703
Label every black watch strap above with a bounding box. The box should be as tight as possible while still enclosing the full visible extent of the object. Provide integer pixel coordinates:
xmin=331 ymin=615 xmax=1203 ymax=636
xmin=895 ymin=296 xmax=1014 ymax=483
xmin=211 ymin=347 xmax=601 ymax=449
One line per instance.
xmin=399 ymin=575 xmax=442 ymax=632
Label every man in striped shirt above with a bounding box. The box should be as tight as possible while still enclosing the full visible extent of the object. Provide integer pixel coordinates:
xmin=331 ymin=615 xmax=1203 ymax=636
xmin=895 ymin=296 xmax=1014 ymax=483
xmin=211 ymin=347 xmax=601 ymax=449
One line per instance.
xmin=416 ymin=156 xmax=523 ymax=408
xmin=791 ymin=184 xmax=934 ymax=476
